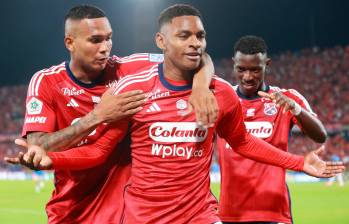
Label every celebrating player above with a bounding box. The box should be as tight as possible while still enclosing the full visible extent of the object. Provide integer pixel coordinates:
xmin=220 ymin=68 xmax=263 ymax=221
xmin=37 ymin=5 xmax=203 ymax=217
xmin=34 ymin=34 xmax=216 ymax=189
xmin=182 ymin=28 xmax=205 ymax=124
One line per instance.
xmin=216 ymin=35 xmax=327 ymax=224
xmin=11 ymin=4 xmax=345 ymax=224
xmin=5 ymin=4 xmax=217 ymax=224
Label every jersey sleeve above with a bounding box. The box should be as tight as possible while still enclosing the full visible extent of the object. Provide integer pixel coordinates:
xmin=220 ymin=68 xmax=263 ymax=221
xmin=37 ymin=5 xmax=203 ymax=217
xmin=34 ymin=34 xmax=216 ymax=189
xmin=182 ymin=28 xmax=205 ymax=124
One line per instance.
xmin=286 ymin=89 xmax=317 ymax=126
xmin=22 ymin=72 xmax=57 ymax=137
xmin=48 ymin=121 xmax=128 ymax=170
xmin=47 ymin=75 xmax=143 ymax=170
xmin=111 ymin=53 xmax=163 ymax=78
xmin=216 ymin=84 xmax=304 ymax=171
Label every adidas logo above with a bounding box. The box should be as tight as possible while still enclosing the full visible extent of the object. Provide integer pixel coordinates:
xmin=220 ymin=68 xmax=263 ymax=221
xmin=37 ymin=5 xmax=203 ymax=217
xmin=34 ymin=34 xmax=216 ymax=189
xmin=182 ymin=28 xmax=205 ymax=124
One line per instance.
xmin=67 ymin=99 xmax=79 ymax=107
xmin=146 ymin=102 xmax=161 ymax=112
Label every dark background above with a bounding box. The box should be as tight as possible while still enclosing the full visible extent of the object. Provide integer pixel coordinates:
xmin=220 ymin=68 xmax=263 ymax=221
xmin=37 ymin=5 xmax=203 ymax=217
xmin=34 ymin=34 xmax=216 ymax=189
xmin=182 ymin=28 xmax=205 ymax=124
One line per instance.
xmin=2 ymin=0 xmax=348 ymax=86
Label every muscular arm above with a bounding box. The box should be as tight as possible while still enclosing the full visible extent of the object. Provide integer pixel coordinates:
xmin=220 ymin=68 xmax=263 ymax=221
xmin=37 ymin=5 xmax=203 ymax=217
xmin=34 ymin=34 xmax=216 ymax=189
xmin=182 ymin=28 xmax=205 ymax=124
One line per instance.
xmin=26 ymin=89 xmax=145 ymax=152
xmin=48 ymin=120 xmax=128 ymax=170
xmin=218 ymin=100 xmax=304 ymax=171
xmin=294 ymin=109 xmax=327 ymax=143
xmin=190 ymin=53 xmax=218 ymax=126
xmin=27 ymin=110 xmax=101 ymax=151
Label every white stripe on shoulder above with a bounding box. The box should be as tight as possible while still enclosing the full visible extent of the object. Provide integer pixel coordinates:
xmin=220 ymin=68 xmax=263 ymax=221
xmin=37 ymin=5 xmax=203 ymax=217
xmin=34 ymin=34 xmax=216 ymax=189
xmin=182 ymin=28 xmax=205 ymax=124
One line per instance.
xmin=30 ymin=63 xmax=65 ymax=96
xmin=113 ymin=71 xmax=158 ymax=95
xmin=269 ymin=86 xmax=281 ymax=92
xmin=113 ymin=65 xmax=158 ymax=95
xmin=115 ymin=64 xmax=158 ymax=88
xmin=212 ymin=76 xmax=235 ymax=91
xmin=288 ymin=88 xmax=314 ymax=112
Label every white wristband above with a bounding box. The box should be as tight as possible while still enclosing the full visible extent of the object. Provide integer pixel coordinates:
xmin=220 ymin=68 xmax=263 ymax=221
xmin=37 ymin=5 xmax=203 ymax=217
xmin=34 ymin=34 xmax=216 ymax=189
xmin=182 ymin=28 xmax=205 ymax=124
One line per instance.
xmin=291 ymin=102 xmax=302 ymax=116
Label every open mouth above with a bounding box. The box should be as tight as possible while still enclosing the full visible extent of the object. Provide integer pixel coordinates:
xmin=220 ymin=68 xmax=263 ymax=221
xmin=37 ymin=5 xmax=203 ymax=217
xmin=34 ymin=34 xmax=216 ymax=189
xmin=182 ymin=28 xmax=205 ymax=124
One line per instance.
xmin=185 ymin=52 xmax=201 ymax=61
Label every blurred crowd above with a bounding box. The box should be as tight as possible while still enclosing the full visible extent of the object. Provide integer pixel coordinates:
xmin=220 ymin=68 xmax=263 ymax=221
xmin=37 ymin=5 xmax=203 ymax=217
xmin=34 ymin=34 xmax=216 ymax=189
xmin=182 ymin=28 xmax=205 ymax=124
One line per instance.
xmin=1 ymin=45 xmax=349 ymax=171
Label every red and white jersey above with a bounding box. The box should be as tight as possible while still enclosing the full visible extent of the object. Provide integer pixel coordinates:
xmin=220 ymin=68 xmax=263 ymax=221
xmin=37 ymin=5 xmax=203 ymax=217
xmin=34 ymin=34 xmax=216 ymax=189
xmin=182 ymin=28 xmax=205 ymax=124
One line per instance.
xmin=22 ymin=53 xmax=161 ymax=224
xmin=48 ymin=65 xmax=304 ymax=224
xmin=217 ymin=85 xmax=315 ymax=223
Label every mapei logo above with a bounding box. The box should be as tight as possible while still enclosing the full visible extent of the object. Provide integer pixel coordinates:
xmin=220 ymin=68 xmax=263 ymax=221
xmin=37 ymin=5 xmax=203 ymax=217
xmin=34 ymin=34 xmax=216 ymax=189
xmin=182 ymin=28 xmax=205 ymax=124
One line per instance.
xmin=25 ymin=116 xmax=47 ymax=124
xmin=61 ymin=87 xmax=85 ymax=96
xmin=149 ymin=122 xmax=208 ymax=142
xmin=245 ymin=121 xmax=273 ymax=139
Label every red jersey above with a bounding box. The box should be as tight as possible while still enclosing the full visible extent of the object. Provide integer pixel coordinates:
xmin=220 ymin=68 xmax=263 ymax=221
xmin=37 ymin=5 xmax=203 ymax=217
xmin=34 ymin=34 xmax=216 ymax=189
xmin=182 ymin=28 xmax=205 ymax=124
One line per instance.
xmin=48 ymin=64 xmax=304 ymax=224
xmin=22 ymin=53 xmax=161 ymax=224
xmin=217 ymin=85 xmax=316 ymax=223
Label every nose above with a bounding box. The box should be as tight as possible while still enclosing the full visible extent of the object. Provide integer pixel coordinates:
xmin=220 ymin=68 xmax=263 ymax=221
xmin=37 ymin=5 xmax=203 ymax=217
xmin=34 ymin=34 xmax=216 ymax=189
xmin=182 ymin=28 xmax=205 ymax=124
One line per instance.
xmin=242 ymin=70 xmax=253 ymax=80
xmin=190 ymin=36 xmax=202 ymax=49
xmin=100 ymin=39 xmax=112 ymax=54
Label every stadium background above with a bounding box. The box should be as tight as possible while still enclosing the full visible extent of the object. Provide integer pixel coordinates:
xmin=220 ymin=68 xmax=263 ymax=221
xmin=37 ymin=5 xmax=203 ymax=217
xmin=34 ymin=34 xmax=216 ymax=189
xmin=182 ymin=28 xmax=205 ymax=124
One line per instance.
xmin=0 ymin=0 xmax=348 ymax=223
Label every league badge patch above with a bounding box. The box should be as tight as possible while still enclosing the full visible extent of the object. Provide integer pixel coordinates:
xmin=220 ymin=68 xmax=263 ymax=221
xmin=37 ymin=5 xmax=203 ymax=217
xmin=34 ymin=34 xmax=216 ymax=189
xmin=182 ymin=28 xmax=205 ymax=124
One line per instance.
xmin=26 ymin=97 xmax=43 ymax=115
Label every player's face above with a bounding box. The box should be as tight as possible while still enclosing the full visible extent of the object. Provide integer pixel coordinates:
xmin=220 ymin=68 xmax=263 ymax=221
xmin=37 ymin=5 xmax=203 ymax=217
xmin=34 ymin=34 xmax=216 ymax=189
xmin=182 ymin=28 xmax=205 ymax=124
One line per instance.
xmin=68 ymin=17 xmax=112 ymax=73
xmin=157 ymin=16 xmax=206 ymax=72
xmin=233 ymin=52 xmax=270 ymax=96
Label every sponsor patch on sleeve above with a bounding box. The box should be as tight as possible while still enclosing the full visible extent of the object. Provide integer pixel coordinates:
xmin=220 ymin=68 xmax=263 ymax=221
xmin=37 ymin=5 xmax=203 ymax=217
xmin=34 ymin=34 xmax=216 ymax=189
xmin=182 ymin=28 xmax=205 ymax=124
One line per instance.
xmin=26 ymin=97 xmax=43 ymax=115
xmin=149 ymin=54 xmax=164 ymax=63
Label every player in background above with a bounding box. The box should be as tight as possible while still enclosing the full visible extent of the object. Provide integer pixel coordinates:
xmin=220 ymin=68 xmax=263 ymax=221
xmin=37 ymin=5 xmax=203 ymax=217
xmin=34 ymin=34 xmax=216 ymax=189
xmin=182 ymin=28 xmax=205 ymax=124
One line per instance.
xmin=32 ymin=170 xmax=46 ymax=193
xmin=9 ymin=4 xmax=345 ymax=224
xmin=216 ymin=35 xmax=327 ymax=224
xmin=5 ymin=5 xmax=217 ymax=224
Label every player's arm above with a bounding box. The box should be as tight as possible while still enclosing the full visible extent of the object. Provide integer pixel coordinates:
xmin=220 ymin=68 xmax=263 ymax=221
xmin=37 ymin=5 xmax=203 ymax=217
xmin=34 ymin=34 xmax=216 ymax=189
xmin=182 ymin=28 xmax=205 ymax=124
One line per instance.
xmin=189 ymin=53 xmax=218 ymax=127
xmin=26 ymin=88 xmax=145 ymax=152
xmin=218 ymin=88 xmax=344 ymax=178
xmin=47 ymin=121 xmax=128 ymax=170
xmin=258 ymin=90 xmax=326 ymax=143
xmin=14 ymin=121 xmax=128 ymax=170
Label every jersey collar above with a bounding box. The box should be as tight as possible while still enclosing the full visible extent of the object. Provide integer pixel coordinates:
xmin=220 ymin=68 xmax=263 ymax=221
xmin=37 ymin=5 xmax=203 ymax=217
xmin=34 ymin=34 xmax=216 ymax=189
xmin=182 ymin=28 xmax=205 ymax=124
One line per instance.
xmin=236 ymin=84 xmax=270 ymax=100
xmin=158 ymin=63 xmax=193 ymax=91
xmin=65 ymin=61 xmax=105 ymax=88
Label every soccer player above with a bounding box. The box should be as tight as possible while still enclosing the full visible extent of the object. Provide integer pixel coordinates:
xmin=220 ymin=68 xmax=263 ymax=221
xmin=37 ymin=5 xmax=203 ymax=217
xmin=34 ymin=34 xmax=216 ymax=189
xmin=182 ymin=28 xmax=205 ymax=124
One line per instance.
xmin=5 ymin=5 xmax=217 ymax=224
xmin=13 ymin=4 xmax=345 ymax=224
xmin=216 ymin=35 xmax=327 ymax=224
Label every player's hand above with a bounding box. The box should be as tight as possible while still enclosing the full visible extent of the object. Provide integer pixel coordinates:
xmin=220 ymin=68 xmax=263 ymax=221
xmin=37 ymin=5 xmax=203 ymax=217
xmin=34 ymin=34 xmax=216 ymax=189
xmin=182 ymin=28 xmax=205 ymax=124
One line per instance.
xmin=4 ymin=138 xmax=52 ymax=170
xmin=187 ymin=87 xmax=218 ymax=127
xmin=258 ymin=91 xmax=298 ymax=114
xmin=94 ymin=88 xmax=147 ymax=123
xmin=303 ymin=146 xmax=345 ymax=178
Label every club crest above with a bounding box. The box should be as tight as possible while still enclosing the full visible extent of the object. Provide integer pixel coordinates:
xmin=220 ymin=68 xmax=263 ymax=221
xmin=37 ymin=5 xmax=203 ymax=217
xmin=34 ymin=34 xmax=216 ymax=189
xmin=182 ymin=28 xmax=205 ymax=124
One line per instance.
xmin=264 ymin=103 xmax=277 ymax=116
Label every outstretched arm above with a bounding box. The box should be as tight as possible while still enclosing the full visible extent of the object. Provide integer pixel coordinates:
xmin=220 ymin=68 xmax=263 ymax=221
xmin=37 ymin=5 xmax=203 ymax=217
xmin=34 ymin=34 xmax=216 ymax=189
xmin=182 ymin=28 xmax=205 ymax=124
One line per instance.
xmin=218 ymin=89 xmax=344 ymax=178
xmin=7 ymin=121 xmax=128 ymax=170
xmin=29 ymin=88 xmax=145 ymax=152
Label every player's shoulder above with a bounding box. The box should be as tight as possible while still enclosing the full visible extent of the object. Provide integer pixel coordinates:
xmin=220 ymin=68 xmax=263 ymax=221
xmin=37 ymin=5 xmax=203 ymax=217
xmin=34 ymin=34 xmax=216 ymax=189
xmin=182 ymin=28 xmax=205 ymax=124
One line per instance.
xmin=212 ymin=75 xmax=236 ymax=93
xmin=28 ymin=62 xmax=66 ymax=96
xmin=211 ymin=75 xmax=239 ymax=101
xmin=269 ymin=85 xmax=306 ymax=100
xmin=108 ymin=53 xmax=163 ymax=65
xmin=113 ymin=63 xmax=160 ymax=95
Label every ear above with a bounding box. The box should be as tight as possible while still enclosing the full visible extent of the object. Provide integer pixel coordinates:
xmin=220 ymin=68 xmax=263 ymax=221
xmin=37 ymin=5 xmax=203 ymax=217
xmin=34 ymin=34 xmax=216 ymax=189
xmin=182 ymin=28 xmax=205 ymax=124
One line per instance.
xmin=64 ymin=35 xmax=74 ymax=52
xmin=155 ymin=32 xmax=166 ymax=51
xmin=266 ymin=57 xmax=271 ymax=66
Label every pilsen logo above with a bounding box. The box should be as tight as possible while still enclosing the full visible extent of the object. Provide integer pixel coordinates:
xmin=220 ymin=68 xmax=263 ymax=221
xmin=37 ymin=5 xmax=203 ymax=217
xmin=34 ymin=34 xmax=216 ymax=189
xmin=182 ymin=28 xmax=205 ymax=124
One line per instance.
xmin=245 ymin=121 xmax=273 ymax=139
xmin=61 ymin=87 xmax=85 ymax=96
xmin=149 ymin=122 xmax=207 ymax=142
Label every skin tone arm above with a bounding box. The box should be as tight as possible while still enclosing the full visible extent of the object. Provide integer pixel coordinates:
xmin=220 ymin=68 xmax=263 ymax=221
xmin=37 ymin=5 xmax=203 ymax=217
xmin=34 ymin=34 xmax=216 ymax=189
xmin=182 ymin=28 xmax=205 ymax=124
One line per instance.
xmin=189 ymin=53 xmax=218 ymax=127
xmin=4 ymin=89 xmax=146 ymax=166
xmin=258 ymin=91 xmax=327 ymax=143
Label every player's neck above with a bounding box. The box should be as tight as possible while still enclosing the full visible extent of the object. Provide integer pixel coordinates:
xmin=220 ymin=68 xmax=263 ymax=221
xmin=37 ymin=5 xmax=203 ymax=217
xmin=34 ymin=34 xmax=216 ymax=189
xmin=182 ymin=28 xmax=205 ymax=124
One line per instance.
xmin=162 ymin=61 xmax=194 ymax=84
xmin=238 ymin=82 xmax=267 ymax=98
xmin=69 ymin=60 xmax=102 ymax=84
